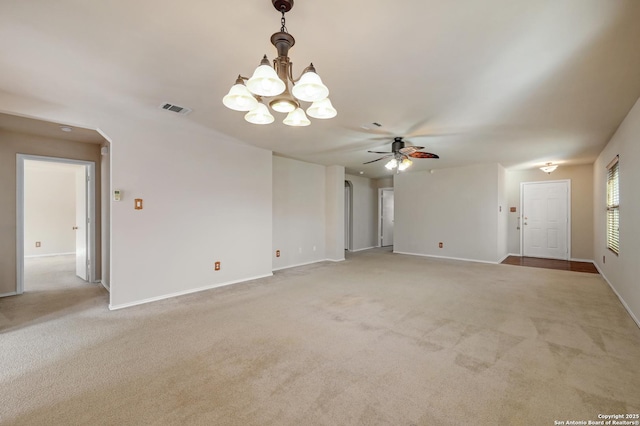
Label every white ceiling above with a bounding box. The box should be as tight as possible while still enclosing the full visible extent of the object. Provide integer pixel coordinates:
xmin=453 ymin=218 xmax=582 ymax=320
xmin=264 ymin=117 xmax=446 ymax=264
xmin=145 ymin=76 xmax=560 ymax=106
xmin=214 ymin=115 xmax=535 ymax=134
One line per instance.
xmin=1 ymin=0 xmax=639 ymax=178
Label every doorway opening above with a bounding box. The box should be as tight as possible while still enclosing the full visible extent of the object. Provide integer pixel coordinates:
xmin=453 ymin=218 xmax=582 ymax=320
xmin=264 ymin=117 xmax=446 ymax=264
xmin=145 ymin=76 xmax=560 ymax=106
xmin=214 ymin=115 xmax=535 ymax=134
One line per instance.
xmin=17 ymin=155 xmax=97 ymax=293
xmin=520 ymin=180 xmax=571 ymax=260
xmin=344 ymin=181 xmax=353 ymax=251
xmin=378 ymin=188 xmax=394 ymax=247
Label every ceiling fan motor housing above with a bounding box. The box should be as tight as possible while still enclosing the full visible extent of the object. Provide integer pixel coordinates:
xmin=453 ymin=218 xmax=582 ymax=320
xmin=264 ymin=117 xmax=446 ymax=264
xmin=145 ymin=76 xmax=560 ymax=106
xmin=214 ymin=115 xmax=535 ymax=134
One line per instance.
xmin=391 ymin=138 xmax=405 ymax=153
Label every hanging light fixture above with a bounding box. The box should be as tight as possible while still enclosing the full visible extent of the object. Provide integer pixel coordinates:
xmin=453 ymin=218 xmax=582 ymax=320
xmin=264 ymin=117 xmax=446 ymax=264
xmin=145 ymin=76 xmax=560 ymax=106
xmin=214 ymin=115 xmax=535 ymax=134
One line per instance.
xmin=540 ymin=162 xmax=558 ymax=174
xmin=222 ymin=0 xmax=336 ymax=126
xmin=385 ymin=154 xmax=414 ymax=173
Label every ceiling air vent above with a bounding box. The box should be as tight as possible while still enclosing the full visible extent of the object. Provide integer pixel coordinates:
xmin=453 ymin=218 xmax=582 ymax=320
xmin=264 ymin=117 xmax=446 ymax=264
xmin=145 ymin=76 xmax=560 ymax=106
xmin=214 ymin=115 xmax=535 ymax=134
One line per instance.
xmin=158 ymin=102 xmax=192 ymax=116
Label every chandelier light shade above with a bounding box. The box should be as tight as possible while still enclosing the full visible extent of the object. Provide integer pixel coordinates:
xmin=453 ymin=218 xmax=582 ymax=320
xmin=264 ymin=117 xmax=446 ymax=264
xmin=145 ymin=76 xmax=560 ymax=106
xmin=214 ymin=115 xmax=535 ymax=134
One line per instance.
xmin=540 ymin=162 xmax=558 ymax=174
xmin=291 ymin=67 xmax=329 ymax=102
xmin=246 ymin=57 xmax=286 ymax=97
xmin=283 ymin=107 xmax=310 ymax=127
xmin=245 ymin=103 xmax=275 ymax=125
xmin=307 ymin=98 xmax=337 ymax=119
xmin=222 ymin=77 xmax=259 ymax=111
xmin=223 ymin=0 xmax=336 ymax=126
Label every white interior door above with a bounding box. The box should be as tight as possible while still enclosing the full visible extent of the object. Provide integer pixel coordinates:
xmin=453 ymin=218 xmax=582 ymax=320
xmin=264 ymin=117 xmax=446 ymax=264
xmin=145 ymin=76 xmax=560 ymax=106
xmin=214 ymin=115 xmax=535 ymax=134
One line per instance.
xmin=75 ymin=167 xmax=88 ymax=281
xmin=522 ymin=181 xmax=569 ymax=260
xmin=381 ymin=189 xmax=394 ymax=247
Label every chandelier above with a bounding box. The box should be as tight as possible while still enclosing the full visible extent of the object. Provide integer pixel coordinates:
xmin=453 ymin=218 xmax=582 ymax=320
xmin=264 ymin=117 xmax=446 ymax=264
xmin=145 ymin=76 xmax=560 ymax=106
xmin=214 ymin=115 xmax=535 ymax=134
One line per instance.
xmin=222 ymin=0 xmax=337 ymax=126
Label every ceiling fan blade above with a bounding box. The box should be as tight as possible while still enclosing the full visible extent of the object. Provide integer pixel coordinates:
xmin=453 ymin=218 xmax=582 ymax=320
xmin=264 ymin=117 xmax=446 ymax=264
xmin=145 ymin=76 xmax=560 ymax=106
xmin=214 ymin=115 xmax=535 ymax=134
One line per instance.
xmin=342 ymin=125 xmax=394 ymax=137
xmin=398 ymin=146 xmax=425 ymax=155
xmin=409 ymin=152 xmax=439 ymax=159
xmin=367 ymin=150 xmax=393 ymax=154
xmin=363 ymin=155 xmax=392 ymax=164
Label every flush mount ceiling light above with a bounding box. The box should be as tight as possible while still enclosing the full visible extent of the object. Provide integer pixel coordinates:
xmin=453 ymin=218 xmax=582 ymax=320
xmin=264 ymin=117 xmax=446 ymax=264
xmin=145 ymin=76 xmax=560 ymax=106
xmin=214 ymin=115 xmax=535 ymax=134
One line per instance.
xmin=540 ymin=162 xmax=558 ymax=174
xmin=222 ymin=0 xmax=336 ymax=126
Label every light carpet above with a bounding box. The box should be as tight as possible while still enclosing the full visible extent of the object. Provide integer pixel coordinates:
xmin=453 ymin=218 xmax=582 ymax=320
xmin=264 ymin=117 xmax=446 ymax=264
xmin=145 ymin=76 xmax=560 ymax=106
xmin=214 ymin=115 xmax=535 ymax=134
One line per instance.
xmin=1 ymin=250 xmax=639 ymax=425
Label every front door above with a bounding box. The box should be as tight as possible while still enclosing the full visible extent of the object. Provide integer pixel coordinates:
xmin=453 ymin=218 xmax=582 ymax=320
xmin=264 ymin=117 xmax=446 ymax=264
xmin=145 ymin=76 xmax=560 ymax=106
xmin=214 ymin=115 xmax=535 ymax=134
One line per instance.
xmin=522 ymin=181 xmax=569 ymax=260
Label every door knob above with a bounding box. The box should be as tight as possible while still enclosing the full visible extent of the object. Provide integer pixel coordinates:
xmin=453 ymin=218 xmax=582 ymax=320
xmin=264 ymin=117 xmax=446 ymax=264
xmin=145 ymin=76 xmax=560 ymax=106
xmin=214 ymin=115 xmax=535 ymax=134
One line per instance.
xmin=72 ymin=226 xmax=78 ymax=230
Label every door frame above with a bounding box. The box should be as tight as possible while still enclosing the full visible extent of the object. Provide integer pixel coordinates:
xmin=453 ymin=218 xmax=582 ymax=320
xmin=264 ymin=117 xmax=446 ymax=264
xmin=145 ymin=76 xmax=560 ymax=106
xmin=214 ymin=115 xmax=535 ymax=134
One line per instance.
xmin=378 ymin=187 xmax=393 ymax=247
xmin=16 ymin=154 xmax=97 ymax=293
xmin=519 ymin=179 xmax=571 ymax=260
xmin=344 ymin=181 xmax=353 ymax=251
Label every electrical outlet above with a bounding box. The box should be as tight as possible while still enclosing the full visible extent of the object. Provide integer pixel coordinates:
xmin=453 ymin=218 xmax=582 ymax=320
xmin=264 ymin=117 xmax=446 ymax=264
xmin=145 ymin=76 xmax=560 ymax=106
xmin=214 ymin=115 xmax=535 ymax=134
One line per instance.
xmin=276 ymin=250 xmax=280 ymax=257
xmin=215 ymin=261 xmax=221 ymax=271
xmin=35 ymin=241 xmax=41 ymax=248
xmin=439 ymin=242 xmax=443 ymax=249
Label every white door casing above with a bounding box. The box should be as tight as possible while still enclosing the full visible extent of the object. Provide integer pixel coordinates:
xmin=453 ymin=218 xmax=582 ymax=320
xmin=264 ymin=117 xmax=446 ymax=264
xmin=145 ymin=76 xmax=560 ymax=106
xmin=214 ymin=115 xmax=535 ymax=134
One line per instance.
xmin=381 ymin=189 xmax=394 ymax=247
xmin=75 ymin=167 xmax=88 ymax=281
xmin=521 ymin=180 xmax=570 ymax=260
xmin=344 ymin=182 xmax=352 ymax=251
xmin=14 ymin=154 xmax=96 ymax=295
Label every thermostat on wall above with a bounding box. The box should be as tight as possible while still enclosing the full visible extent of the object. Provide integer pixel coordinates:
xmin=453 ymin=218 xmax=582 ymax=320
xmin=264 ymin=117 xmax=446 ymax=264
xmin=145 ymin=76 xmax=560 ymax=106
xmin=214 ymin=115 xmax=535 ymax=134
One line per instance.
xmin=113 ymin=190 xmax=122 ymax=201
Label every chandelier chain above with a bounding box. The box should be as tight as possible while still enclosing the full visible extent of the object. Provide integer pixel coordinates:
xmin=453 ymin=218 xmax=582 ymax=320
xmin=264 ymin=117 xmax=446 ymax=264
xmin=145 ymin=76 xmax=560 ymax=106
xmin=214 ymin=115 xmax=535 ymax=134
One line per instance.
xmin=280 ymin=10 xmax=288 ymax=33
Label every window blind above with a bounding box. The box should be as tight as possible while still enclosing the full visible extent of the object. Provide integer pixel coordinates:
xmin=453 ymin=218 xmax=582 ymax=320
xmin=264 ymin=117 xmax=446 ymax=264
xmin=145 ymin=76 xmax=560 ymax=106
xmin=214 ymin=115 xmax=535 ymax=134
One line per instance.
xmin=606 ymin=155 xmax=619 ymax=254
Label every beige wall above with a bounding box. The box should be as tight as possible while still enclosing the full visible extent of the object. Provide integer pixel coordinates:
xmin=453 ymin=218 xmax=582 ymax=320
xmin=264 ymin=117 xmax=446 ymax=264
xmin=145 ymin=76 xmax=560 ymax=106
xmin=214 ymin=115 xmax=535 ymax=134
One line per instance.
xmin=345 ymin=174 xmax=378 ymax=251
xmin=272 ymin=156 xmax=326 ymax=270
xmin=0 ymin=130 xmax=102 ymax=295
xmin=394 ymin=163 xmax=503 ymax=263
xmin=505 ymin=164 xmax=594 ymax=260
xmin=375 ymin=176 xmax=394 ymax=188
xmin=24 ymin=162 xmax=79 ymax=256
xmin=594 ymin=96 xmax=640 ymax=325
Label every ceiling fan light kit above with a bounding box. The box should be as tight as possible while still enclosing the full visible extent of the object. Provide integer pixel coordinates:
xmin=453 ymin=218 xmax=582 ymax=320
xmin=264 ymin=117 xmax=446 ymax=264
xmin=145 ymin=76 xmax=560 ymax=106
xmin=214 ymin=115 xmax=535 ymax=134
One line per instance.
xmin=223 ymin=0 xmax=336 ymax=126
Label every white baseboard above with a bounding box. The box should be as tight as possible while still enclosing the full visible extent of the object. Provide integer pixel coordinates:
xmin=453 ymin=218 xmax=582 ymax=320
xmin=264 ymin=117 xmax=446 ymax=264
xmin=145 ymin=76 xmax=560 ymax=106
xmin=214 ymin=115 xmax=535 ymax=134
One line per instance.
xmin=24 ymin=252 xmax=75 ymax=259
xmin=349 ymin=246 xmax=376 ymax=253
xmin=497 ymin=253 xmax=510 ymax=264
xmin=326 ymin=257 xmax=345 ymax=262
xmin=507 ymin=253 xmax=521 ymax=257
xmin=393 ymin=251 xmax=500 ymax=265
xmin=570 ymin=257 xmax=595 ymax=263
xmin=272 ymin=258 xmax=327 ymax=272
xmin=0 ymin=291 xmax=18 ymax=298
xmin=594 ymin=264 xmax=640 ymax=329
xmin=108 ymin=273 xmax=273 ymax=311
xmin=100 ymin=280 xmax=110 ymax=292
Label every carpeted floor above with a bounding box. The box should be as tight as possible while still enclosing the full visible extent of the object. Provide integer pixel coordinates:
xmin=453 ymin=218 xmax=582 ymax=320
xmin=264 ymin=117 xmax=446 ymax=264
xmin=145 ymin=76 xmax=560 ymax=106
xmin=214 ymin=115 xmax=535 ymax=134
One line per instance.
xmin=1 ymin=250 xmax=639 ymax=425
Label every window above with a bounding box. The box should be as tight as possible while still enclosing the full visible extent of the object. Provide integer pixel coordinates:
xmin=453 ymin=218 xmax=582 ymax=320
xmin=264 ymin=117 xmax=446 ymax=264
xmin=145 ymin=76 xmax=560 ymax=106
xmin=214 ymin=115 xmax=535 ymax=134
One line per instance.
xmin=606 ymin=155 xmax=619 ymax=254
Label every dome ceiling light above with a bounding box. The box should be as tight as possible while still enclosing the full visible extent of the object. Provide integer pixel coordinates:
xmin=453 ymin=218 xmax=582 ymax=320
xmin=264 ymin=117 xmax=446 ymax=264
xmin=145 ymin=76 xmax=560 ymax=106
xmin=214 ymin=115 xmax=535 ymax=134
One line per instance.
xmin=540 ymin=162 xmax=558 ymax=174
xmin=222 ymin=0 xmax=336 ymax=126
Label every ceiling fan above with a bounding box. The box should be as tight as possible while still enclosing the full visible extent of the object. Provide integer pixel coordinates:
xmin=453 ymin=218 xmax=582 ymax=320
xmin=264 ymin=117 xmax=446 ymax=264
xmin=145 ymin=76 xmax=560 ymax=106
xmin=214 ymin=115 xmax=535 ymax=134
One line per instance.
xmin=364 ymin=137 xmax=439 ymax=172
